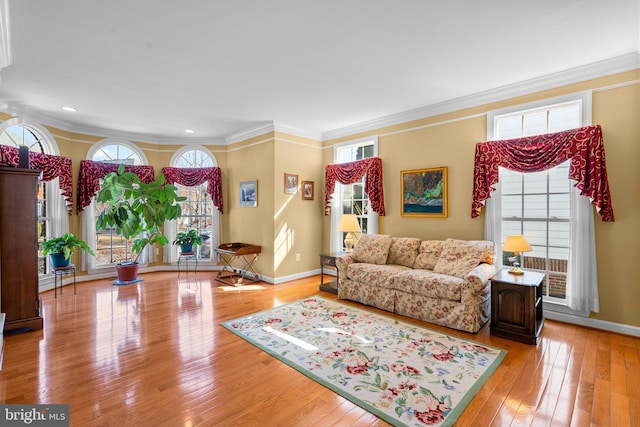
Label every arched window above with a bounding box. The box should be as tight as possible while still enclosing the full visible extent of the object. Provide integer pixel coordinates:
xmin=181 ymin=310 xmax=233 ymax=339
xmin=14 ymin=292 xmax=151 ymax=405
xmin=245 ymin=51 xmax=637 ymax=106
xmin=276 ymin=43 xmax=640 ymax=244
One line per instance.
xmin=167 ymin=146 xmax=219 ymax=264
xmin=84 ymin=140 xmax=148 ymax=270
xmin=0 ymin=120 xmax=65 ymax=279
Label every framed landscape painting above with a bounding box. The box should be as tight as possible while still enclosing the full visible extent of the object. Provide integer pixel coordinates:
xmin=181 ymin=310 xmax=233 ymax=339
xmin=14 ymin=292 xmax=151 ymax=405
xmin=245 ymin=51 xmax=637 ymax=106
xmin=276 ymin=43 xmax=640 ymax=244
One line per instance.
xmin=401 ymin=167 xmax=448 ymax=218
xmin=240 ymin=180 xmax=257 ymax=207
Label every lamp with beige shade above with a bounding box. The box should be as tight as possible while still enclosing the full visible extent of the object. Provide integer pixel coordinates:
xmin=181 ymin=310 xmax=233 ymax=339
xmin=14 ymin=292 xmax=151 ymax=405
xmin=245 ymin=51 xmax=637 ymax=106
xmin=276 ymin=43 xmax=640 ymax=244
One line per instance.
xmin=502 ymin=234 xmax=531 ymax=275
xmin=337 ymin=214 xmax=361 ymax=252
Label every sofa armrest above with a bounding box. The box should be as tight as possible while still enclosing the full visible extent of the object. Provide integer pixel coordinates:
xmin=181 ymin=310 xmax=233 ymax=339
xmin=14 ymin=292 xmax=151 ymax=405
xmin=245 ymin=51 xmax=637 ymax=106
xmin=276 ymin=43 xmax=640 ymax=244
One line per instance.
xmin=335 ymin=254 xmax=354 ymax=284
xmin=462 ymin=263 xmax=497 ymax=297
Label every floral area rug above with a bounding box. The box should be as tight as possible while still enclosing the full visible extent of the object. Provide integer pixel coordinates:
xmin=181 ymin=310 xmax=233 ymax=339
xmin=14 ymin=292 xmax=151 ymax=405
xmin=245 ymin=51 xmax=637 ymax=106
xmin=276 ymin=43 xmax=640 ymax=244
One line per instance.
xmin=221 ymin=296 xmax=506 ymax=426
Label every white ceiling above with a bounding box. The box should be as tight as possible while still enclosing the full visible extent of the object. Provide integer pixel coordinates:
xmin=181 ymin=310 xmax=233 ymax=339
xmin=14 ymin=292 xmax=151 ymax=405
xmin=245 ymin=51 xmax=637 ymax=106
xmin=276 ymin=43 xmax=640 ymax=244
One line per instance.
xmin=0 ymin=0 xmax=638 ymax=143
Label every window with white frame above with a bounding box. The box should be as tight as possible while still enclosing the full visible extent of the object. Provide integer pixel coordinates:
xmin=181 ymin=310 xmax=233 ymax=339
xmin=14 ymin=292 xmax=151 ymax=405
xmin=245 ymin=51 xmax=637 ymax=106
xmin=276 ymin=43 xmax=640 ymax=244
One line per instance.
xmin=169 ymin=147 xmax=219 ymax=262
xmin=86 ymin=141 xmax=146 ymax=268
xmin=331 ymin=137 xmax=378 ymax=252
xmin=0 ymin=122 xmax=66 ymax=277
xmin=487 ymin=91 xmax=595 ymax=311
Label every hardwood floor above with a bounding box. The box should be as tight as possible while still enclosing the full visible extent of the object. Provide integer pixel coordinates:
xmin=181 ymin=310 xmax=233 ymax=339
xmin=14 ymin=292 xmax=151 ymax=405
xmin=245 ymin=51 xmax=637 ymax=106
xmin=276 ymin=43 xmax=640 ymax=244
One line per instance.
xmin=1 ymin=272 xmax=638 ymax=426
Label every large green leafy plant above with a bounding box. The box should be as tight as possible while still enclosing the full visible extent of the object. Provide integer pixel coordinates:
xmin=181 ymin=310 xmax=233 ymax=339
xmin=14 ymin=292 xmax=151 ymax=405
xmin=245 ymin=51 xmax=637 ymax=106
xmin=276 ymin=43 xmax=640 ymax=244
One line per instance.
xmin=96 ymin=164 xmax=186 ymax=264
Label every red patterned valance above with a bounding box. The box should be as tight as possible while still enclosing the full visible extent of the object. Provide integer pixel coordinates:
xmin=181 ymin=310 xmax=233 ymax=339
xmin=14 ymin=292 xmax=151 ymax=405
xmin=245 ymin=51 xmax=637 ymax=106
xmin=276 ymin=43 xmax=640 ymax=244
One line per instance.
xmin=77 ymin=160 xmax=155 ymax=213
xmin=161 ymin=167 xmax=224 ymax=214
xmin=325 ymin=157 xmax=385 ymax=216
xmin=0 ymin=145 xmax=74 ymax=214
xmin=471 ymin=125 xmax=614 ymax=221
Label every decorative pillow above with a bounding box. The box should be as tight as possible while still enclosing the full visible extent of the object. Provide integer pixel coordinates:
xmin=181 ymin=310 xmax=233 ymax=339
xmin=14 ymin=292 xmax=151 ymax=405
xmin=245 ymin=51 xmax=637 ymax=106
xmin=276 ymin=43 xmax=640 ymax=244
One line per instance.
xmin=350 ymin=234 xmax=393 ymax=265
xmin=469 ymin=240 xmax=496 ymax=264
xmin=433 ymin=238 xmax=484 ymax=278
xmin=386 ymin=237 xmax=421 ymax=267
xmin=413 ymin=240 xmax=445 ymax=270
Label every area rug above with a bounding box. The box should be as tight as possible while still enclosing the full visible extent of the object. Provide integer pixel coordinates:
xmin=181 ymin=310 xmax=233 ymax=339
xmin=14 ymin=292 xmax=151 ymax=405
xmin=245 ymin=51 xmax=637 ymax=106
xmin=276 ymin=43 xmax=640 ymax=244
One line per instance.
xmin=221 ymin=296 xmax=506 ymax=427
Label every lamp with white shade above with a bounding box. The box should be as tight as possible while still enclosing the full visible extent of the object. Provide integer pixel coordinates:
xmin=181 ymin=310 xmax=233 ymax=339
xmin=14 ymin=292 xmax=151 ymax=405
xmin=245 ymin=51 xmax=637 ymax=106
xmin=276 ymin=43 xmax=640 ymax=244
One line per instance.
xmin=502 ymin=234 xmax=531 ymax=275
xmin=337 ymin=214 xmax=361 ymax=252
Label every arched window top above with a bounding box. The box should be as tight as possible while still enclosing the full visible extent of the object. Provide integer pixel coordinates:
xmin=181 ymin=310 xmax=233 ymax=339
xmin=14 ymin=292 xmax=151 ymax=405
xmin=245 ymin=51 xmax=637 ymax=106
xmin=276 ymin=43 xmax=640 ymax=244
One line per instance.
xmin=87 ymin=138 xmax=147 ymax=165
xmin=170 ymin=145 xmax=217 ymax=168
xmin=0 ymin=118 xmax=60 ymax=155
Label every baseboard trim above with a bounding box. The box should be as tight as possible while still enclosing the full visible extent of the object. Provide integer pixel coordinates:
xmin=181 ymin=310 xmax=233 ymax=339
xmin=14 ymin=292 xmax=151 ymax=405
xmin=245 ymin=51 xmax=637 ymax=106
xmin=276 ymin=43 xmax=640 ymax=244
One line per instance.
xmin=544 ymin=310 xmax=640 ymax=337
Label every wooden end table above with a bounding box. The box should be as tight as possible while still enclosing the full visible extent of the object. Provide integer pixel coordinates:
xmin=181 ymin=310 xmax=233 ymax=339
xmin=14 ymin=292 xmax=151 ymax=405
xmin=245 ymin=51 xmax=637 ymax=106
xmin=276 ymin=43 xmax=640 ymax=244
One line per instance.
xmin=490 ymin=269 xmax=545 ymax=344
xmin=319 ymin=252 xmax=345 ymax=294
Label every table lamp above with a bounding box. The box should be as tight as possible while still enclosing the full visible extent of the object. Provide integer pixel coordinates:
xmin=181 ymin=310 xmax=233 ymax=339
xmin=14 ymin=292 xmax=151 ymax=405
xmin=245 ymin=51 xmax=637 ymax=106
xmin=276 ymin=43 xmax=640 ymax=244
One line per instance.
xmin=502 ymin=234 xmax=531 ymax=275
xmin=337 ymin=214 xmax=361 ymax=252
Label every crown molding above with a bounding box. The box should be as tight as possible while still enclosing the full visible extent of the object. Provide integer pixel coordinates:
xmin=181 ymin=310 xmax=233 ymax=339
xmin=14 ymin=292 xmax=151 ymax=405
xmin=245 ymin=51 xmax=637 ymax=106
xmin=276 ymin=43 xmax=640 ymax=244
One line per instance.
xmin=322 ymin=52 xmax=640 ymax=141
xmin=224 ymin=121 xmax=275 ymax=145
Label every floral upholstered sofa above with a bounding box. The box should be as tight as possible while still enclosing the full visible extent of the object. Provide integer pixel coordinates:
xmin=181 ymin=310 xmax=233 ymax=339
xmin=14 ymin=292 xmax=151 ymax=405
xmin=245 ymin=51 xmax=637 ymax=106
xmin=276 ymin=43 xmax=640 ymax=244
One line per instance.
xmin=335 ymin=234 xmax=496 ymax=333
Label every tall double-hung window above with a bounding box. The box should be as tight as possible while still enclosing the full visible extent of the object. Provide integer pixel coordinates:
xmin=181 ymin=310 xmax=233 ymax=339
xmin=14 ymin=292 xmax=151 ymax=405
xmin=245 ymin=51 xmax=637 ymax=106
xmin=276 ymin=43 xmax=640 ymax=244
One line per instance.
xmin=85 ymin=140 xmax=147 ymax=269
xmin=331 ymin=137 xmax=378 ymax=252
xmin=167 ymin=147 xmax=219 ymax=263
xmin=486 ymin=91 xmax=598 ymax=314
xmin=0 ymin=121 xmax=66 ymax=278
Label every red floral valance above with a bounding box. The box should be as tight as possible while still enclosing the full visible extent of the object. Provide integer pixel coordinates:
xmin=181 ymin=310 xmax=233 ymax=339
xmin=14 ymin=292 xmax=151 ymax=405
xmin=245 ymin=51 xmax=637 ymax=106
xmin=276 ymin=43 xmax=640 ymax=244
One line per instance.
xmin=325 ymin=157 xmax=385 ymax=216
xmin=77 ymin=160 xmax=155 ymax=213
xmin=161 ymin=167 xmax=224 ymax=214
xmin=471 ymin=125 xmax=614 ymax=221
xmin=0 ymin=144 xmax=74 ymax=214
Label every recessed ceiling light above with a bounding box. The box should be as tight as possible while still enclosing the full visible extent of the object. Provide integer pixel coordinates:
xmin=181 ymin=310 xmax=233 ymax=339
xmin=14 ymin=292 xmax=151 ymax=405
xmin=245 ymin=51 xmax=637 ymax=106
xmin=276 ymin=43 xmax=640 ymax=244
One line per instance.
xmin=61 ymin=106 xmax=77 ymax=112
xmin=185 ymin=129 xmax=195 ymax=134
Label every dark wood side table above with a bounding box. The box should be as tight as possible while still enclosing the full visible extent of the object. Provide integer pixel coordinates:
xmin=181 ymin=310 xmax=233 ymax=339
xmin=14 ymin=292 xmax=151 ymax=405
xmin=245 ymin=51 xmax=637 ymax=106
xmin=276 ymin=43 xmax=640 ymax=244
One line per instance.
xmin=319 ymin=252 xmax=345 ymax=294
xmin=490 ymin=269 xmax=545 ymax=344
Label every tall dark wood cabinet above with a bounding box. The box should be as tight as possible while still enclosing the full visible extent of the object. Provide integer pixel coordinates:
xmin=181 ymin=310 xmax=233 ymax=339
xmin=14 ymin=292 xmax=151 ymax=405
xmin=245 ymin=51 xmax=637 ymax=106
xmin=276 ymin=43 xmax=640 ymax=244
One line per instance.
xmin=0 ymin=167 xmax=43 ymax=332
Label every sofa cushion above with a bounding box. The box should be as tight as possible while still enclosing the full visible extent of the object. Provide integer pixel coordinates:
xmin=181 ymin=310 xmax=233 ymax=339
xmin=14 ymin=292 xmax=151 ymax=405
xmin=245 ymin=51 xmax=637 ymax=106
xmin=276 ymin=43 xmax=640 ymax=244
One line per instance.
xmin=386 ymin=237 xmax=421 ymax=267
xmin=347 ymin=263 xmax=410 ymax=289
xmin=413 ymin=240 xmax=445 ymax=270
xmin=433 ymin=238 xmax=484 ymax=278
xmin=351 ymin=234 xmax=393 ymax=265
xmin=469 ymin=240 xmax=496 ymax=264
xmin=394 ymin=269 xmax=463 ymax=302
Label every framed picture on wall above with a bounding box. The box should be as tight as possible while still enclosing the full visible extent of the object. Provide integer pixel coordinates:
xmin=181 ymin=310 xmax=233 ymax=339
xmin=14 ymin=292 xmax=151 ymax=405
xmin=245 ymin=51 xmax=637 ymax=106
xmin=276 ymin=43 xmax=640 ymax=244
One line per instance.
xmin=240 ymin=180 xmax=258 ymax=207
xmin=302 ymin=181 xmax=314 ymax=200
xmin=401 ymin=167 xmax=448 ymax=218
xmin=285 ymin=173 xmax=298 ymax=194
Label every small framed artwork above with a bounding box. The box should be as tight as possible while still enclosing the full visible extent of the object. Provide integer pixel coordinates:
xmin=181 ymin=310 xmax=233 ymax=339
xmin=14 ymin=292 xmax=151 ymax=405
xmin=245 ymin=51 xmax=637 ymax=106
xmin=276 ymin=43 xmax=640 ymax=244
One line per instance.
xmin=302 ymin=181 xmax=314 ymax=200
xmin=240 ymin=180 xmax=258 ymax=207
xmin=285 ymin=173 xmax=298 ymax=194
xmin=401 ymin=167 xmax=448 ymax=218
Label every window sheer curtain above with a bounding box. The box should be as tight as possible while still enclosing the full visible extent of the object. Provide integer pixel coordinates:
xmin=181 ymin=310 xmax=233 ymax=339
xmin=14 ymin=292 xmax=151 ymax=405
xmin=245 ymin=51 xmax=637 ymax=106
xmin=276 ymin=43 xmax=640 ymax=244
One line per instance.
xmin=476 ymin=125 xmax=612 ymax=315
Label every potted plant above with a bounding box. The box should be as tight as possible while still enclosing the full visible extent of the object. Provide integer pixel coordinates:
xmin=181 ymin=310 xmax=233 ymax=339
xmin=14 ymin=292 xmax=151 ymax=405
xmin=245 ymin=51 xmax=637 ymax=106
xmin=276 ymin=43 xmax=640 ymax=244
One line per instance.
xmin=95 ymin=164 xmax=186 ymax=283
xmin=173 ymin=229 xmax=203 ymax=253
xmin=42 ymin=232 xmax=94 ymax=268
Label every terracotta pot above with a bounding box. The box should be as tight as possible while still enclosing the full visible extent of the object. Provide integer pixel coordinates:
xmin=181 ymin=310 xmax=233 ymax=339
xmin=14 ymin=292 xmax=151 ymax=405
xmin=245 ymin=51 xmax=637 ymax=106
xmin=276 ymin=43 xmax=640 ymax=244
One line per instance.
xmin=116 ymin=262 xmax=139 ymax=283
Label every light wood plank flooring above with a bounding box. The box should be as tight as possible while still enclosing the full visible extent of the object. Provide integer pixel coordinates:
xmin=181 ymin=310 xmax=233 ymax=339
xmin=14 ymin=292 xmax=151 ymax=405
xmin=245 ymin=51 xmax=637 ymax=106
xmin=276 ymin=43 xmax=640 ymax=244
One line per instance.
xmin=1 ymin=272 xmax=638 ymax=426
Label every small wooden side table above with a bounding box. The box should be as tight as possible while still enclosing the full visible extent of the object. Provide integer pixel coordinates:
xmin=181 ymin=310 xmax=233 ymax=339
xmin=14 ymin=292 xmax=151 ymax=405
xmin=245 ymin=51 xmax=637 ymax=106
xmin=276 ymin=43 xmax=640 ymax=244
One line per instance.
xmin=490 ymin=269 xmax=545 ymax=344
xmin=319 ymin=252 xmax=345 ymax=294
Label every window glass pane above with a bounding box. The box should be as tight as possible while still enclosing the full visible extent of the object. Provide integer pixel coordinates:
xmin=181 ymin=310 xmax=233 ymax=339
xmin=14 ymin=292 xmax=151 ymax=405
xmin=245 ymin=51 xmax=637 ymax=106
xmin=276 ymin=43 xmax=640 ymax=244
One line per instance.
xmin=522 ymin=171 xmax=547 ymax=193
xmin=523 ymin=194 xmax=547 ymax=217
xmin=496 ymin=116 xmax=522 ymax=139
xmin=549 ymin=104 xmax=580 ymax=132
xmin=549 ymin=194 xmax=570 ymax=218
xmin=523 ymin=111 xmax=547 ymax=136
xmin=500 ymin=170 xmax=522 ymax=194
xmin=522 ymin=221 xmax=547 ymax=246
xmin=502 ymin=195 xmax=522 ymax=218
